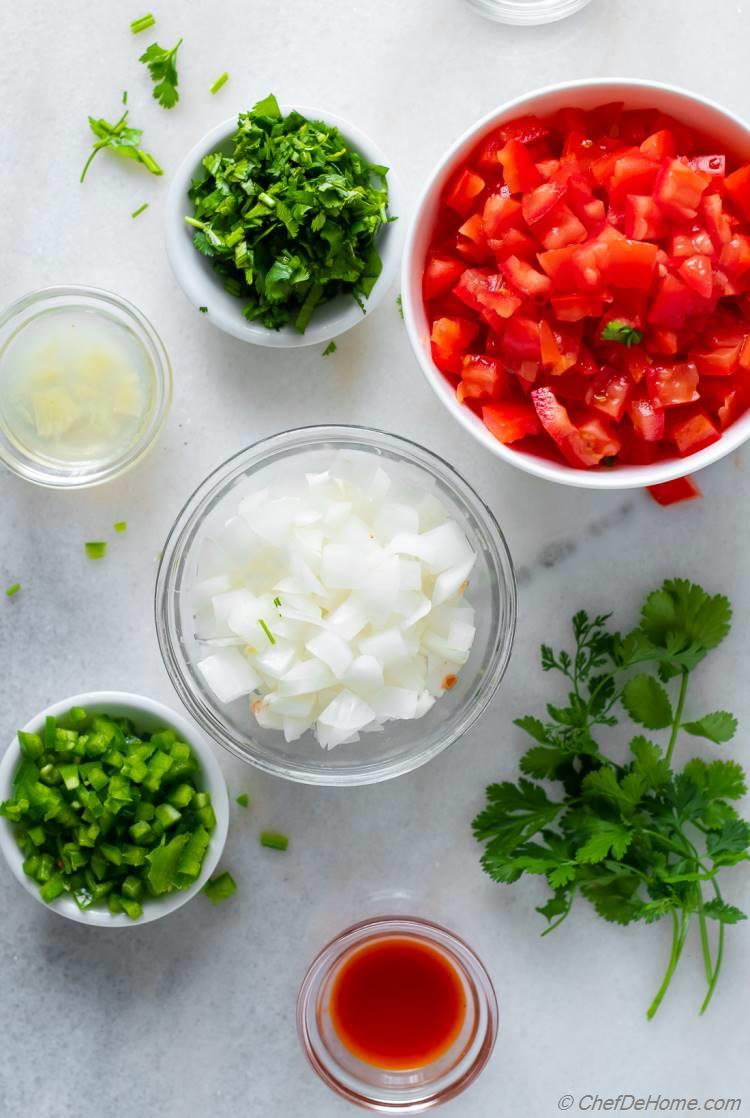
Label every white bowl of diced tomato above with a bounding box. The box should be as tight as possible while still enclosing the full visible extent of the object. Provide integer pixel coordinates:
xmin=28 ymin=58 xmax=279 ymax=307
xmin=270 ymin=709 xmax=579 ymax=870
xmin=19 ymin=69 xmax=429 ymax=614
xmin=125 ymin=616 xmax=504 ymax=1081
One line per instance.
xmin=402 ymin=79 xmax=750 ymax=498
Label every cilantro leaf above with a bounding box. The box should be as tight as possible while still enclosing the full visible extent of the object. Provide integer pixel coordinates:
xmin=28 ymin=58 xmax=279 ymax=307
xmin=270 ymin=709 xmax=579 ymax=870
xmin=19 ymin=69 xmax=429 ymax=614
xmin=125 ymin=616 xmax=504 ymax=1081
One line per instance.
xmin=682 ymin=710 xmax=737 ymax=744
xmin=514 ymin=715 xmax=549 ymax=744
xmin=703 ymin=899 xmax=747 ymax=924
xmin=139 ymin=39 xmax=183 ymax=109
xmin=575 ymin=822 xmax=632 ymax=863
xmin=322 ymin=341 xmax=337 ymax=357
xmin=706 ymin=819 xmax=750 ymax=864
xmin=600 ymin=320 xmax=643 ymax=346
xmin=472 ymin=779 xmax=563 ymax=855
xmin=579 ymin=873 xmax=643 ymax=925
xmin=639 ymin=579 xmax=732 ymax=663
xmin=630 ymin=736 xmax=671 ymax=790
xmin=80 ymin=110 xmax=162 ymax=182
xmin=621 ymin=673 xmax=673 ymax=729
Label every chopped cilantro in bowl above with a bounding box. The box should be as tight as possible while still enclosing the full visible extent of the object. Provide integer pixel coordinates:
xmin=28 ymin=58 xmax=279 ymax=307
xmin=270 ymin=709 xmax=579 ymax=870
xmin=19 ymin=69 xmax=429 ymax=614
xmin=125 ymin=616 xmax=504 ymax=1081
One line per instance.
xmin=168 ymin=94 xmax=399 ymax=347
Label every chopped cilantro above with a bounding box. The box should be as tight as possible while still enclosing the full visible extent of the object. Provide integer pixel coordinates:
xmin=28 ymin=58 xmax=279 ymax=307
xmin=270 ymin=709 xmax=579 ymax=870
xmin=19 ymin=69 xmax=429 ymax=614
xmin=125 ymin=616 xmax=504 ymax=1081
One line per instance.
xmin=199 ymin=306 xmax=208 ymax=313
xmin=130 ymin=13 xmax=155 ymax=33
xmin=139 ymin=39 xmax=182 ymax=109
xmin=210 ymin=72 xmax=229 ymax=95
xmin=601 ymin=320 xmax=643 ymax=347
xmin=396 ymin=294 xmax=404 ymax=319
xmin=186 ymin=93 xmax=391 ymax=332
xmin=322 ymin=340 xmax=337 ymax=357
xmin=80 ymin=110 xmax=162 ymax=183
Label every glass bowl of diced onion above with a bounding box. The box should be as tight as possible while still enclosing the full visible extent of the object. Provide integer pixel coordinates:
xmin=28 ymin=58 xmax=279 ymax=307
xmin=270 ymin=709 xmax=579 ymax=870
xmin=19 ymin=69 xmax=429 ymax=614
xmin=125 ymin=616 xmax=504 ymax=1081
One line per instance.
xmin=154 ymin=426 xmax=516 ymax=786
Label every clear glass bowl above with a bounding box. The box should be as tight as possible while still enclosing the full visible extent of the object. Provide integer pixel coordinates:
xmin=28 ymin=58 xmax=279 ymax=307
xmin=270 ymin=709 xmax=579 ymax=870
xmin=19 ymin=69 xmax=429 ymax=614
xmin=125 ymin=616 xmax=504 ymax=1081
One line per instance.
xmin=0 ymin=286 xmax=172 ymax=488
xmin=297 ymin=916 xmax=499 ymax=1111
xmin=154 ymin=426 xmax=516 ymax=786
xmin=465 ymin=0 xmax=593 ymax=24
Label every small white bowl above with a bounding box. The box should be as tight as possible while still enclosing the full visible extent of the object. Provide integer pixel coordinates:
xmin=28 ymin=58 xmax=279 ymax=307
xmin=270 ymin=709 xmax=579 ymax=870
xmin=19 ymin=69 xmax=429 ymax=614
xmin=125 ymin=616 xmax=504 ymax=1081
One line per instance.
xmin=0 ymin=692 xmax=229 ymax=927
xmin=166 ymin=106 xmax=401 ymax=348
xmin=402 ymin=79 xmax=750 ymax=490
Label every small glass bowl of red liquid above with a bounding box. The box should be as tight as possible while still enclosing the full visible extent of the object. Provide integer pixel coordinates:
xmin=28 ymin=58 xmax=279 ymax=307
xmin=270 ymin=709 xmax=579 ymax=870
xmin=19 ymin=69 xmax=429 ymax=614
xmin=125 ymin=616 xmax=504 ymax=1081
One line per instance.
xmin=297 ymin=916 xmax=498 ymax=1111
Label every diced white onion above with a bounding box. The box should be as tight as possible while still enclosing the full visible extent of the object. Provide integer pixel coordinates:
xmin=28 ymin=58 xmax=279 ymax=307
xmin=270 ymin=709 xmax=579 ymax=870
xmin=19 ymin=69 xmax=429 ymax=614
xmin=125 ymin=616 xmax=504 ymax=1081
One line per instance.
xmin=197 ymin=648 xmax=261 ymax=703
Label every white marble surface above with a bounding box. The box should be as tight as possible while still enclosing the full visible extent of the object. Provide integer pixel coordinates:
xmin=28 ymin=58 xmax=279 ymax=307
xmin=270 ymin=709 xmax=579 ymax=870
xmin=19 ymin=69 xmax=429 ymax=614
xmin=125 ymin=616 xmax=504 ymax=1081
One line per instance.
xmin=2 ymin=1 xmax=750 ymax=1114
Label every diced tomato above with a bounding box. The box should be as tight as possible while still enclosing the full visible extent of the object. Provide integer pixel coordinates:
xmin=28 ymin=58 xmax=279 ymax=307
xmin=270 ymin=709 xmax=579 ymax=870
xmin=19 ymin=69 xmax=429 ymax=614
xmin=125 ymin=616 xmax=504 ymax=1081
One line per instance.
xmin=453 ymin=269 xmax=522 ymax=319
xmin=423 ymin=255 xmax=466 ymax=300
xmin=724 ymin=163 xmax=750 ymax=221
xmin=498 ymin=114 xmax=550 ymax=146
xmin=551 ymin=293 xmax=606 ymax=322
xmin=482 ymin=193 xmax=523 ymax=238
xmin=605 ymin=238 xmax=658 ymax=288
xmin=640 ymin=130 xmax=677 ymax=160
xmin=701 ymin=194 xmax=732 ymax=249
xmin=537 ymin=245 xmax=579 ymax=289
xmin=629 ymin=396 xmax=666 ymax=442
xmin=554 ymin=106 xmax=588 ymax=136
xmin=586 ymin=102 xmax=624 ymax=136
xmin=720 ymin=235 xmax=750 ymax=277
xmin=533 ymin=202 xmax=588 ymax=250
xmin=446 ymin=169 xmax=486 ymax=216
xmin=497 ymin=139 xmax=543 ymax=194
xmin=482 ymin=401 xmax=540 ymax=444
xmin=431 ymin=317 xmax=479 ymax=371
xmin=691 ymin=345 xmax=740 ymax=377
xmin=489 ymin=227 xmax=539 ymax=263
xmin=647 ymin=362 xmax=700 ymax=408
xmin=608 ymin=154 xmax=660 ymax=206
xmin=458 ymin=354 xmax=507 ymax=401
xmin=531 ymin=387 xmax=618 ymax=466
xmin=647 ymin=476 xmax=702 ymax=506
xmin=654 ymin=158 xmax=711 ymax=221
xmin=500 ymin=255 xmax=552 ymax=299
xmin=521 ymin=181 xmax=567 ymax=225
xmin=670 ymin=406 xmax=721 ymax=456
xmin=571 ymin=244 xmax=604 ymax=291
xmin=677 ymin=254 xmax=713 ymax=300
xmin=624 ymin=195 xmax=669 ymax=241
xmin=645 ymin=327 xmax=680 ymax=356
xmin=648 ymin=274 xmax=695 ymax=328
xmin=586 ymin=369 xmax=633 ymax=421
xmin=502 ymin=316 xmax=541 ymax=363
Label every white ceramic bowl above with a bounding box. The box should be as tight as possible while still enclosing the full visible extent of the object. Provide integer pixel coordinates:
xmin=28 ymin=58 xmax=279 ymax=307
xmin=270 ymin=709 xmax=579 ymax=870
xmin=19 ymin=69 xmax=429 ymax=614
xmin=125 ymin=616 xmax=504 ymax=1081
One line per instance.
xmin=402 ymin=79 xmax=750 ymax=490
xmin=166 ymin=106 xmax=401 ymax=348
xmin=0 ymin=692 xmax=229 ymax=927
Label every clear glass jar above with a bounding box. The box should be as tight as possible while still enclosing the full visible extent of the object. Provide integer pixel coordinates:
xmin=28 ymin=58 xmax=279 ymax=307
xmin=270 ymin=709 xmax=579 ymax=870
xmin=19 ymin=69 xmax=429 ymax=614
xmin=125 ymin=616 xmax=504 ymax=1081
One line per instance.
xmin=297 ymin=916 xmax=499 ymax=1111
xmin=465 ymin=0 xmax=593 ymax=25
xmin=0 ymin=286 xmax=171 ymax=488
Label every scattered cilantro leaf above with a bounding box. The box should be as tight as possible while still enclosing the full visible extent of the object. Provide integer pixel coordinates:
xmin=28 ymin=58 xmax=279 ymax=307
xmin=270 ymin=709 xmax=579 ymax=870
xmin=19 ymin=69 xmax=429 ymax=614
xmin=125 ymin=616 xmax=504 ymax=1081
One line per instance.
xmin=199 ymin=306 xmax=208 ymax=313
xmin=186 ymin=94 xmax=391 ymax=332
xmin=122 ymin=90 xmax=128 ymax=105
xmin=210 ymin=72 xmax=229 ymax=95
xmin=683 ymin=711 xmax=737 ymax=744
xmin=130 ymin=13 xmax=155 ymax=33
xmin=322 ymin=340 xmax=337 ymax=357
xmin=84 ymin=541 xmax=107 ymax=560
xmin=81 ymin=110 xmax=163 ymax=182
xmin=396 ymin=294 xmax=404 ymax=319
xmin=139 ymin=39 xmax=183 ymax=109
xmin=600 ymin=320 xmax=643 ymax=346
xmin=474 ymin=579 xmax=747 ymax=1020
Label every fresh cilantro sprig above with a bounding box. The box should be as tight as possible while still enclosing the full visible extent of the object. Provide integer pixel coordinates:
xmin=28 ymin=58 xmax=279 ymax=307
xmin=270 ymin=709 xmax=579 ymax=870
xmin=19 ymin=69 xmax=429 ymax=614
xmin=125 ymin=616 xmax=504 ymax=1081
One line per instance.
xmin=474 ymin=579 xmax=748 ymax=1019
xmin=601 ymin=319 xmax=643 ymax=347
xmin=139 ymin=39 xmax=183 ymax=109
xmin=80 ymin=110 xmax=163 ymax=182
xmin=186 ymin=93 xmax=391 ymax=333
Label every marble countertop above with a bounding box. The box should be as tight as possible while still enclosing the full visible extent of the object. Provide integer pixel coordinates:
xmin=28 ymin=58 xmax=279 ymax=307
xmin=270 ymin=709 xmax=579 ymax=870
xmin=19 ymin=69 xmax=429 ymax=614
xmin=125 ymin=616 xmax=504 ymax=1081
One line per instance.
xmin=2 ymin=1 xmax=749 ymax=1114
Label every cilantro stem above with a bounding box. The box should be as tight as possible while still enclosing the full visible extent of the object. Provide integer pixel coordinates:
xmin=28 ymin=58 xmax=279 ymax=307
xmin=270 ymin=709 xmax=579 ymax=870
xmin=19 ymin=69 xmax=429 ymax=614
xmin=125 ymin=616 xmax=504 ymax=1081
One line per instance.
xmin=696 ymin=891 xmax=714 ymax=985
xmin=700 ymin=880 xmax=726 ymax=1014
xmin=665 ymin=669 xmax=689 ymax=765
xmin=540 ymin=887 xmax=575 ymax=936
xmin=647 ymin=908 xmax=689 ymax=1019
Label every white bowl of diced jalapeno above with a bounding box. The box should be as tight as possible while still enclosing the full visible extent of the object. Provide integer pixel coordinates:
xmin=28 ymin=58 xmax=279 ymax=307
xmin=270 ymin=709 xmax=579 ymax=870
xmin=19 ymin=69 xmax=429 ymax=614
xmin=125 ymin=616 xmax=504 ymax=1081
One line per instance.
xmin=0 ymin=692 xmax=229 ymax=926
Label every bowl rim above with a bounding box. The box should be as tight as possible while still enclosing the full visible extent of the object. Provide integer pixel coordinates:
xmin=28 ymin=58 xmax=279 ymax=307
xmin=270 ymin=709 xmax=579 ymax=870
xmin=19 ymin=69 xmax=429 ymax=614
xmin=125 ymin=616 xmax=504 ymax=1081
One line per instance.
xmin=164 ymin=104 xmax=402 ymax=349
xmin=401 ymin=77 xmax=750 ymax=490
xmin=154 ymin=423 xmax=517 ymax=786
xmin=0 ymin=691 xmax=229 ymax=927
xmin=0 ymin=284 xmax=172 ymax=490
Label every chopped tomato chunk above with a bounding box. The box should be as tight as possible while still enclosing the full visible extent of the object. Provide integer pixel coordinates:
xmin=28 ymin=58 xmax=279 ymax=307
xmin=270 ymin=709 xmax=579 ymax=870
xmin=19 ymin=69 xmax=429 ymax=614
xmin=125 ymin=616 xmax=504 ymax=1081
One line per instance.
xmin=482 ymin=402 xmax=540 ymax=444
xmin=423 ymin=255 xmax=465 ymax=300
xmin=446 ymin=169 xmax=486 ymax=216
xmin=497 ymin=139 xmax=542 ymax=194
xmin=647 ymin=476 xmax=702 ymax=506
xmin=670 ymin=407 xmax=721 ymax=455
